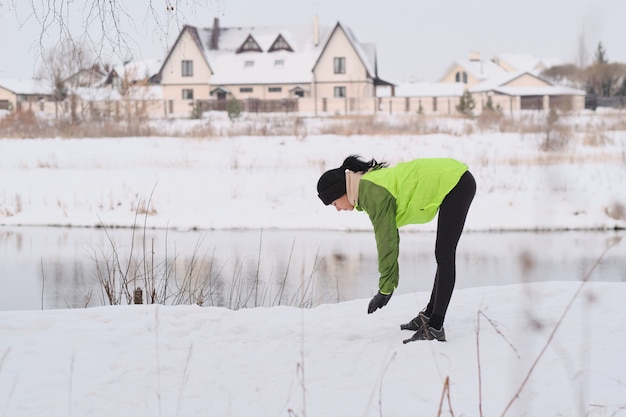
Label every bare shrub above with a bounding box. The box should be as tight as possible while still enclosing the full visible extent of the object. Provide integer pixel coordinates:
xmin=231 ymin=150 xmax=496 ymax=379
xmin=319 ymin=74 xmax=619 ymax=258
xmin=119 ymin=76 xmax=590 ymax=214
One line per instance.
xmin=583 ymin=129 xmax=613 ymax=146
xmin=293 ymin=117 xmax=307 ymax=140
xmin=0 ymin=110 xmax=49 ymax=138
xmin=495 ymin=114 xmax=545 ymax=134
xmin=15 ymin=195 xmax=23 ymax=214
xmin=476 ymin=108 xmax=503 ymax=132
xmin=541 ymin=110 xmax=572 ymax=152
xmin=317 ymin=114 xmax=451 ymax=136
xmin=185 ymin=122 xmax=218 ymax=138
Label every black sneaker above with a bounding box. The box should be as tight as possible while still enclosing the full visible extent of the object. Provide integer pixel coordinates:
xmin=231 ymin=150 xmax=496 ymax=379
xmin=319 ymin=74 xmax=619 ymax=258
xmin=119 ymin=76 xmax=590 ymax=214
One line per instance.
xmin=402 ymin=325 xmax=446 ymax=343
xmin=400 ymin=311 xmax=429 ymax=331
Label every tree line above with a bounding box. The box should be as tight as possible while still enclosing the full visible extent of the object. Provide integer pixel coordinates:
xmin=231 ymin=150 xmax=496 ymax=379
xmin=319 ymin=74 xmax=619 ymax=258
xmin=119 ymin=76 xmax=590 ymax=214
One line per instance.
xmin=541 ymin=42 xmax=626 ymax=98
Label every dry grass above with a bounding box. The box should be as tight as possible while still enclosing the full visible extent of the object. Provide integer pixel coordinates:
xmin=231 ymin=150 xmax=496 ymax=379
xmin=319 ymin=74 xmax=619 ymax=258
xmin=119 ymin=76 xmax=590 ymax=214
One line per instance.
xmin=1 ymin=108 xmax=625 ymax=139
xmin=0 ymin=110 xmax=158 ymax=138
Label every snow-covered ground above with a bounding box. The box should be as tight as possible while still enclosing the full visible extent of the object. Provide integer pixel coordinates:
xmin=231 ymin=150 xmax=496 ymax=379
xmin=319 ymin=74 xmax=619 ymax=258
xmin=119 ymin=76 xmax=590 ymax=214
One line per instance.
xmin=1 ymin=116 xmax=625 ymax=232
xmin=1 ymin=113 xmax=625 ymax=416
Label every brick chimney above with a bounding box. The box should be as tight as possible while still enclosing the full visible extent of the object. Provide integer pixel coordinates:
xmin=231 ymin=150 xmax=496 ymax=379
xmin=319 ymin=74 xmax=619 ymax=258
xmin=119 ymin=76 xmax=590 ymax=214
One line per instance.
xmin=210 ymin=17 xmax=220 ymax=50
xmin=469 ymin=51 xmax=481 ymax=62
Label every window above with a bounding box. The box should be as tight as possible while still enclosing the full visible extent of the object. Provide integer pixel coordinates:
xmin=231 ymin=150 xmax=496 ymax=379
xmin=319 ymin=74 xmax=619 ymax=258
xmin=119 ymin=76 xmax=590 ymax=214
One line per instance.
xmin=182 ymin=60 xmax=193 ymax=77
xmin=274 ymin=59 xmax=284 ymax=67
xmin=182 ymin=89 xmax=194 ymax=100
xmin=240 ymin=87 xmax=253 ymax=93
xmin=237 ymin=35 xmax=263 ymax=53
xmin=244 ymin=60 xmax=255 ymax=68
xmin=333 ymin=57 xmax=346 ymax=74
xmin=268 ymin=87 xmax=282 ymax=93
xmin=334 ymin=86 xmax=346 ymax=98
xmin=455 ymin=71 xmax=468 ymax=84
xmin=268 ymin=34 xmax=293 ymax=52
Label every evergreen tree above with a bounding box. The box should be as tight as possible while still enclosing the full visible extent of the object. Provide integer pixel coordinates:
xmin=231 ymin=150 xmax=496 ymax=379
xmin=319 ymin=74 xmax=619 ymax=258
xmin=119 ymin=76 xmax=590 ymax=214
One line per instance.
xmin=227 ymin=98 xmax=243 ymax=121
xmin=456 ymin=90 xmax=475 ymax=117
xmin=594 ymin=42 xmax=608 ymax=64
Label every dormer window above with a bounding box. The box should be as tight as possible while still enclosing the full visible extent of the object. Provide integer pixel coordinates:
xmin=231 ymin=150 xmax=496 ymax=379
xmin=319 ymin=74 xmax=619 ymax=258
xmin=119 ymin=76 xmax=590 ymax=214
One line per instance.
xmin=268 ymin=34 xmax=293 ymax=52
xmin=237 ymin=34 xmax=263 ymax=53
xmin=455 ymin=71 xmax=468 ymax=84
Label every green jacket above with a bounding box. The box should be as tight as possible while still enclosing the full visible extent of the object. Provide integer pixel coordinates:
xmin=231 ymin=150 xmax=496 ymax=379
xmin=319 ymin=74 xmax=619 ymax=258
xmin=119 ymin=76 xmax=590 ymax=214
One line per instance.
xmin=355 ymin=158 xmax=468 ymax=294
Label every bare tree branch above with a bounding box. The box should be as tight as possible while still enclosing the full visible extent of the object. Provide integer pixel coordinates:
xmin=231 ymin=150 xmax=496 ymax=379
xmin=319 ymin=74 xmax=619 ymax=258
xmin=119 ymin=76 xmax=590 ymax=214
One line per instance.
xmin=4 ymin=1 xmax=223 ymax=74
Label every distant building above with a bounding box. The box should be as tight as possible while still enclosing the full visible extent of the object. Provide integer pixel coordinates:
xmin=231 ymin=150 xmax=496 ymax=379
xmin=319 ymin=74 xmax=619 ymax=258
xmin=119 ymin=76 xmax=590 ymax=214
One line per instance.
xmin=158 ymin=17 xmax=393 ymax=114
xmin=0 ymin=78 xmax=52 ymax=112
xmin=438 ymin=51 xmax=585 ymax=112
xmin=105 ymin=59 xmax=163 ymax=89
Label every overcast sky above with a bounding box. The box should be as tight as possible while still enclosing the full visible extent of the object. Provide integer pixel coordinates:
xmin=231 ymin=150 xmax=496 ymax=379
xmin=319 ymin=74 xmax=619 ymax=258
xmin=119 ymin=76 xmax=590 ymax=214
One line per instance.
xmin=0 ymin=0 xmax=624 ymax=83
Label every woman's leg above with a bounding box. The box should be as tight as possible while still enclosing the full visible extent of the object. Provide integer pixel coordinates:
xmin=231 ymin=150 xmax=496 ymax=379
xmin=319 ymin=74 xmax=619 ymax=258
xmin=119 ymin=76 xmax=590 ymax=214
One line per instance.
xmin=426 ymin=171 xmax=476 ymax=329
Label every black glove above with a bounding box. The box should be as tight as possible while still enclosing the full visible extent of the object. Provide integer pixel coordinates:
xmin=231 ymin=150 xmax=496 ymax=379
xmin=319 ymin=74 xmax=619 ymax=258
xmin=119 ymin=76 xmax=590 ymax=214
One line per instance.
xmin=367 ymin=291 xmax=393 ymax=314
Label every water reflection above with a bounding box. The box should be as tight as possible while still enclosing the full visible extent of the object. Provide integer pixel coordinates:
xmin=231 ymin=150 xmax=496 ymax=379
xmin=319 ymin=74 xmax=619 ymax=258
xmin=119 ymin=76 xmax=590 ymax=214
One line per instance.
xmin=0 ymin=226 xmax=624 ymax=310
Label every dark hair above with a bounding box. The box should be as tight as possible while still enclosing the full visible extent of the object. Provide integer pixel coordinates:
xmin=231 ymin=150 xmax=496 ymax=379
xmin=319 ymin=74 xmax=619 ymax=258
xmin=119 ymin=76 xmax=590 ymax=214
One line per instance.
xmin=341 ymin=154 xmax=388 ymax=173
xmin=316 ymin=155 xmax=387 ymax=205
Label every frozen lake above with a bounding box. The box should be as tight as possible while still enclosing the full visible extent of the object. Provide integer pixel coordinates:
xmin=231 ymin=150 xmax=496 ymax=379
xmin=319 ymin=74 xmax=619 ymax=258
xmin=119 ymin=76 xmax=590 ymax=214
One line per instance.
xmin=0 ymin=226 xmax=624 ymax=310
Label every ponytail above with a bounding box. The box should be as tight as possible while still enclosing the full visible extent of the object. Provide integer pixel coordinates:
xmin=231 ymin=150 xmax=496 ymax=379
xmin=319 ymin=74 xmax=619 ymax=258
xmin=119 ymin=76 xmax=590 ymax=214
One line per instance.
xmin=341 ymin=154 xmax=388 ymax=173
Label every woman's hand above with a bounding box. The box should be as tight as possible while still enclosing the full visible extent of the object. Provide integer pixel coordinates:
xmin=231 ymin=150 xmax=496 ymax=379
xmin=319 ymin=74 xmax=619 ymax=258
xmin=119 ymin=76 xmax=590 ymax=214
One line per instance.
xmin=367 ymin=291 xmax=393 ymax=314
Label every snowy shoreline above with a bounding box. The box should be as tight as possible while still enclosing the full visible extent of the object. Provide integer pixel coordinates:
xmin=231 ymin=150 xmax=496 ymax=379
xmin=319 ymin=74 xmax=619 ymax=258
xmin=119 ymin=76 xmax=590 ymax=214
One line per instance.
xmin=1 ymin=131 xmax=625 ymax=232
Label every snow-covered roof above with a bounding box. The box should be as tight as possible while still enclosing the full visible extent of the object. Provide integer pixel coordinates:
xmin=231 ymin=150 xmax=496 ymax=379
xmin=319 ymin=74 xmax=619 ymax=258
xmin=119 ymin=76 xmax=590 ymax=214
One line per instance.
xmin=451 ymin=59 xmax=507 ymax=81
xmin=0 ymin=78 xmax=50 ymax=95
xmin=71 ymin=85 xmax=163 ymax=101
xmin=72 ymin=87 xmax=122 ymax=101
xmin=493 ymin=85 xmax=586 ymax=96
xmin=114 ymin=59 xmax=163 ymax=82
xmin=469 ymin=71 xmax=535 ymax=93
xmin=190 ymin=23 xmax=330 ymax=85
xmin=493 ymin=53 xmax=562 ymax=72
xmin=177 ymin=21 xmax=379 ymax=86
xmin=340 ymin=25 xmax=377 ymax=77
xmin=127 ymin=85 xmax=162 ymax=100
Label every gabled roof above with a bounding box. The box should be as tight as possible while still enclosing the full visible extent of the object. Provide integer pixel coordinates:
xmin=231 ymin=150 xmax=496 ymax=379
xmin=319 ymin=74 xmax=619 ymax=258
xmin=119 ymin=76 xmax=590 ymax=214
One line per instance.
xmin=268 ymin=34 xmax=293 ymax=52
xmin=63 ymin=67 xmax=108 ymax=87
xmin=113 ymin=59 xmax=163 ymax=83
xmin=236 ymin=34 xmax=263 ymax=53
xmin=159 ymin=20 xmax=391 ymax=87
xmin=312 ymin=22 xmax=376 ymax=78
xmin=469 ymin=71 xmax=585 ymax=96
xmin=158 ymin=25 xmax=214 ymax=76
xmin=442 ymin=59 xmax=507 ymax=82
xmin=469 ymin=71 xmax=538 ymax=93
xmin=0 ymin=78 xmax=49 ymax=95
xmin=210 ymin=86 xmax=231 ymax=95
xmin=492 ymin=53 xmax=562 ymax=72
xmin=493 ymin=85 xmax=586 ymax=96
xmin=177 ymin=22 xmax=334 ymax=85
xmin=312 ymin=22 xmax=392 ymax=86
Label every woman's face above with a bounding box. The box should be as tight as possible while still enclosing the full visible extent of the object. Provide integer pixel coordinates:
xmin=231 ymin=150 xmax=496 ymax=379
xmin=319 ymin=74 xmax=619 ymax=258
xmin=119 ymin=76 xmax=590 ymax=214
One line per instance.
xmin=331 ymin=194 xmax=354 ymax=211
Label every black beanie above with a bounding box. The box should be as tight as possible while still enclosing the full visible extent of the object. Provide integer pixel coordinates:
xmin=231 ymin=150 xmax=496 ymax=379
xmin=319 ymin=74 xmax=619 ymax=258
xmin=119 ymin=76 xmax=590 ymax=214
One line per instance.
xmin=317 ymin=167 xmax=347 ymax=205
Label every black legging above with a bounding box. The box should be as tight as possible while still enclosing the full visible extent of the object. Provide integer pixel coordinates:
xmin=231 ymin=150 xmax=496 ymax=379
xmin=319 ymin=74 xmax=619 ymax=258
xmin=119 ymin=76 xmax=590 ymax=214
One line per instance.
xmin=425 ymin=170 xmax=476 ymax=329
